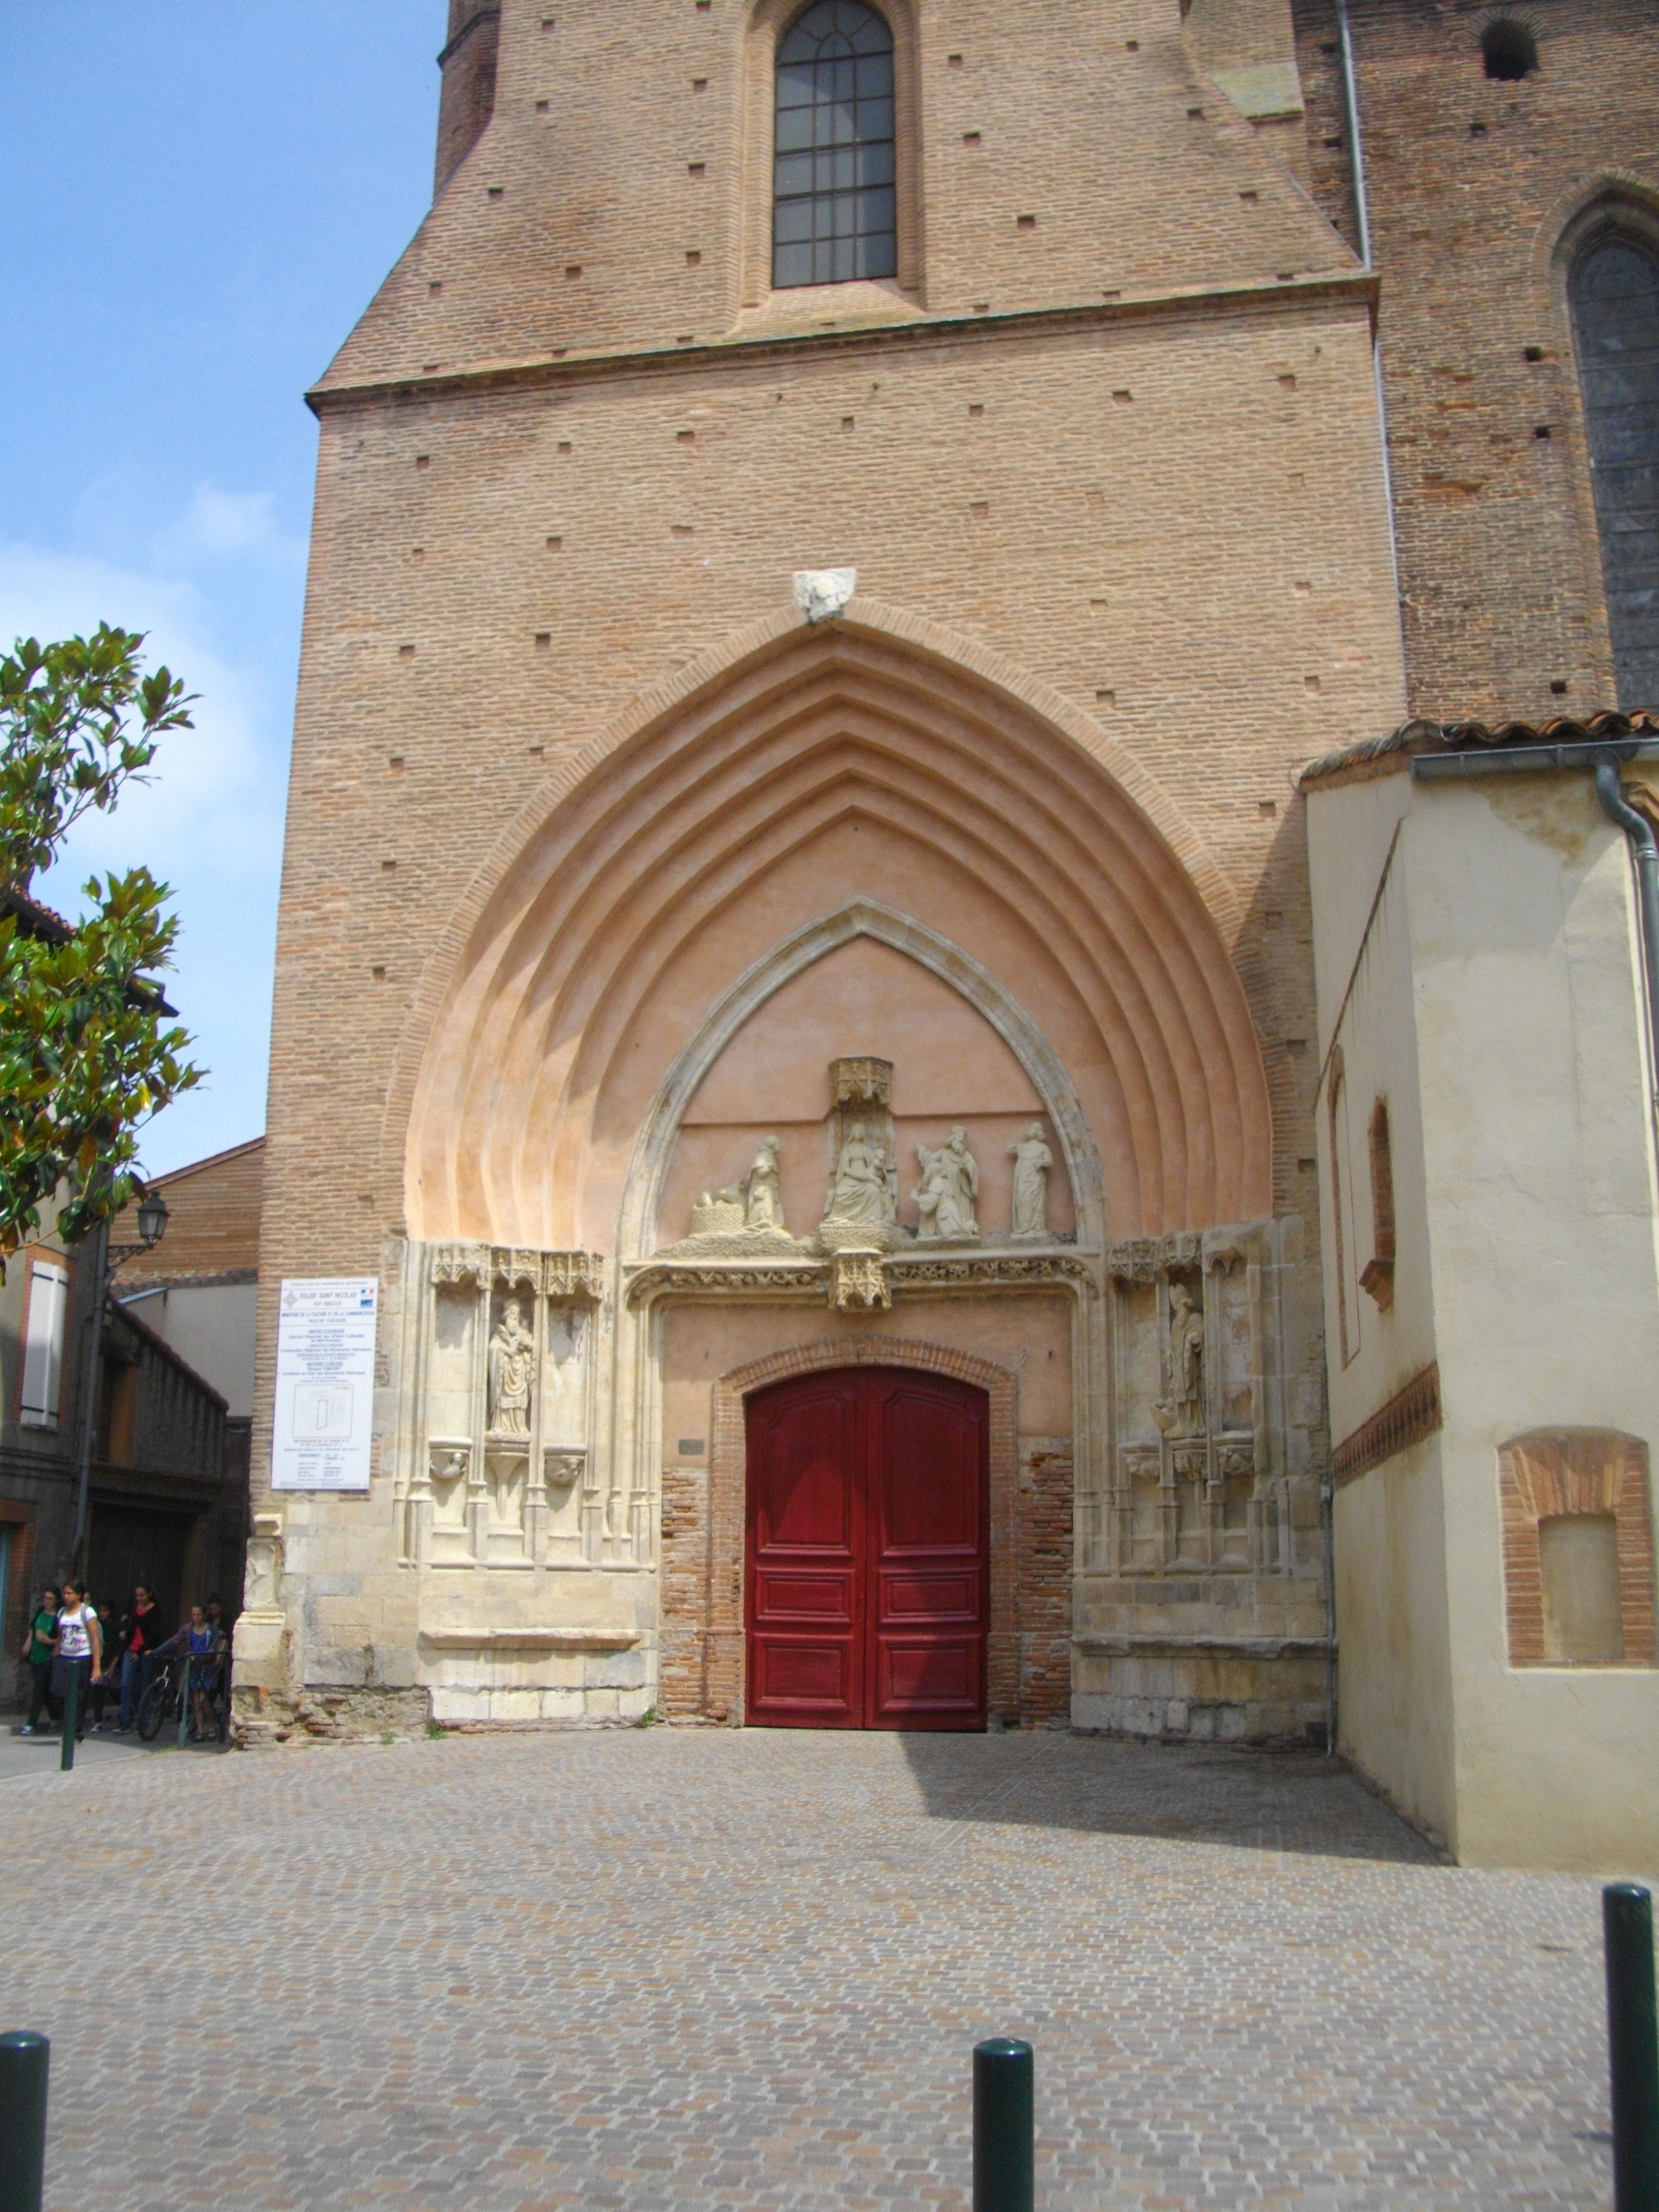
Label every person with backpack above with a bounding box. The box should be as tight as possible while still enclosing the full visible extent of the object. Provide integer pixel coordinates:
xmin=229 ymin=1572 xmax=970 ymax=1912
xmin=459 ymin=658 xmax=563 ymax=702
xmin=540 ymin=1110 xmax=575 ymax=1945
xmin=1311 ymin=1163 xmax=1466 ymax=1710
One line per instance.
xmin=16 ymin=1586 xmax=59 ymax=1736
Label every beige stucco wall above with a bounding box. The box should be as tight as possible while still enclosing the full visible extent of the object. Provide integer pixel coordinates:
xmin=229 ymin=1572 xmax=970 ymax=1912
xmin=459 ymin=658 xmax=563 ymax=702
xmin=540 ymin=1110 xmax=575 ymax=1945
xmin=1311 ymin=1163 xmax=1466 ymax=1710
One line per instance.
xmin=1311 ymin=760 xmax=1659 ymax=1874
xmin=1309 ymin=771 xmax=1455 ymax=1839
xmin=122 ymin=1281 xmax=258 ymax=1421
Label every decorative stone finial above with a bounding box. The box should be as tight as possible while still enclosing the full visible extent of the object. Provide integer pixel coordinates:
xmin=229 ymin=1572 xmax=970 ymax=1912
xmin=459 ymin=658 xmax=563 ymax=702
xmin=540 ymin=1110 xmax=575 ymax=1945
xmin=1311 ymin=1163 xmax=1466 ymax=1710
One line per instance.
xmin=793 ymin=568 xmax=856 ymax=623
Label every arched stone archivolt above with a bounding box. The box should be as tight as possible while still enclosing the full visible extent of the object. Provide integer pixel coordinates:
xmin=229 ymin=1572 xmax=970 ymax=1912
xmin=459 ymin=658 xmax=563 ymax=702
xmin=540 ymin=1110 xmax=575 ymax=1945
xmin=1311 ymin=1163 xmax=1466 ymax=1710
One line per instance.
xmin=661 ymin=1335 xmax=1028 ymax=1724
xmin=398 ymin=603 xmax=1274 ymax=1250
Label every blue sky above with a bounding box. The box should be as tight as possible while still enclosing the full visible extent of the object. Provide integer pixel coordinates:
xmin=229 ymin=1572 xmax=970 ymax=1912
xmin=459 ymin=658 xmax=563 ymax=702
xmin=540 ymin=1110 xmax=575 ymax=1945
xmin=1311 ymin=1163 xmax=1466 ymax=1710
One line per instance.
xmin=1 ymin=2 xmax=447 ymax=1174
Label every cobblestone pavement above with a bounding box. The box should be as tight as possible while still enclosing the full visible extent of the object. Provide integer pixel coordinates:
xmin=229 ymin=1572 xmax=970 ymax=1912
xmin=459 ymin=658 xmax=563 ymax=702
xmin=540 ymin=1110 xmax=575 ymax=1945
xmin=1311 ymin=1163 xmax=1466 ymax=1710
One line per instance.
xmin=0 ymin=1726 xmax=223 ymax=1780
xmin=2 ymin=1728 xmax=1620 ymax=2211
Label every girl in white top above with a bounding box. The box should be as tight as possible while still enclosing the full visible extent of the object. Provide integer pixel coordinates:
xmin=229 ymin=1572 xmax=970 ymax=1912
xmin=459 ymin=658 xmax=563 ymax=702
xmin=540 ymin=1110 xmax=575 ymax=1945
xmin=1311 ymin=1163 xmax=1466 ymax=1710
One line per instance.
xmin=53 ymin=1581 xmax=102 ymax=1739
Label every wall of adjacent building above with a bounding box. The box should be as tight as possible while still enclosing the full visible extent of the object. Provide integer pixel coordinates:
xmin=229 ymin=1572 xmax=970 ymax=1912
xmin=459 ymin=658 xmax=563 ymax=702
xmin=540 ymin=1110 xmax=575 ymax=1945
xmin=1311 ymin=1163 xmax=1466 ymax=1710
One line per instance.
xmin=1307 ymin=762 xmax=1455 ymax=1846
xmin=121 ymin=1282 xmax=258 ymax=1423
xmin=0 ymin=1191 xmax=96 ymax=1692
xmin=1410 ymin=772 xmax=1658 ymax=1874
xmin=1311 ymin=759 xmax=1659 ymax=1874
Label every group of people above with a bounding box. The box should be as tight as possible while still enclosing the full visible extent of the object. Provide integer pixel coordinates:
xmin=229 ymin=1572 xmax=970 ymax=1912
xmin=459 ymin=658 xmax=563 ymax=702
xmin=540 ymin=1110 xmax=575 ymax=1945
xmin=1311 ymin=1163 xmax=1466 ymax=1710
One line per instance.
xmin=16 ymin=1583 xmax=229 ymax=1743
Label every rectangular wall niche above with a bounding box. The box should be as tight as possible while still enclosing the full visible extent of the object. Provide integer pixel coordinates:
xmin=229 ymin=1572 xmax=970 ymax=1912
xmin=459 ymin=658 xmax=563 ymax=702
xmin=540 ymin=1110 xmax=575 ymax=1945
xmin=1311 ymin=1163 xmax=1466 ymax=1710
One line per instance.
xmin=1499 ymin=1429 xmax=1657 ymax=1667
xmin=399 ymin=1245 xmax=605 ymax=1570
xmin=1538 ymin=1513 xmax=1623 ymax=1664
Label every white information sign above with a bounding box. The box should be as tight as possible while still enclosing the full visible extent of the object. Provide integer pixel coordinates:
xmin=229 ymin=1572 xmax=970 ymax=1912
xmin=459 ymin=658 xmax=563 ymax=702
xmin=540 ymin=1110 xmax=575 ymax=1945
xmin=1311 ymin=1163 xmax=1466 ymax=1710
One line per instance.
xmin=272 ymin=1278 xmax=378 ymax=1492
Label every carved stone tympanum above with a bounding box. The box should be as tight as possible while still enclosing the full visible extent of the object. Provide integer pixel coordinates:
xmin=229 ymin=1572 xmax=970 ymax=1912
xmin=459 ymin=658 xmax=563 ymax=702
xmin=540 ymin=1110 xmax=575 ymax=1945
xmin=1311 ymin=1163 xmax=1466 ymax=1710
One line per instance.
xmin=828 ymin=1119 xmax=897 ymax=1228
xmin=913 ymin=1127 xmax=979 ymax=1240
xmin=1007 ymin=1122 xmax=1053 ymax=1238
xmin=687 ymin=1188 xmax=748 ymax=1239
xmin=667 ymin=1136 xmax=805 ymax=1255
xmin=745 ymin=1135 xmax=785 ymax=1231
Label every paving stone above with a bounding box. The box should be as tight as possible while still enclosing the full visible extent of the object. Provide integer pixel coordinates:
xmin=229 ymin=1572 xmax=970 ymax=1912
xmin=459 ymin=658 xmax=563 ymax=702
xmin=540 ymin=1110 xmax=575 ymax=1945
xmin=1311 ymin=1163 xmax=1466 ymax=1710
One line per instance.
xmin=0 ymin=1729 xmax=1616 ymax=2210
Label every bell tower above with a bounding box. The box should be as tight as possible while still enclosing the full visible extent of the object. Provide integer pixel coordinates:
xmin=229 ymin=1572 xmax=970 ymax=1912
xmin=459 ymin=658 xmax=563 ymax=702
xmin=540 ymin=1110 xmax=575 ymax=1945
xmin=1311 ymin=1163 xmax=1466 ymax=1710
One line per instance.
xmin=434 ymin=1 xmax=500 ymax=199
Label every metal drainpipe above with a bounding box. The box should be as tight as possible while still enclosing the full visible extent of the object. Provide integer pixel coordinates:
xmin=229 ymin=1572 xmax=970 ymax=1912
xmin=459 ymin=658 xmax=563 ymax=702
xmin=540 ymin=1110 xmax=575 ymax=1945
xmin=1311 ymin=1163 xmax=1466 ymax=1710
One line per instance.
xmin=1335 ymin=0 xmax=1405 ymax=659
xmin=70 ymin=1219 xmax=110 ymax=1574
xmin=1321 ymin=1473 xmax=1338 ymax=1756
xmin=1335 ymin=0 xmax=1372 ymax=272
xmin=1595 ymin=757 xmax=1659 ymax=1116
xmin=1316 ymin=0 xmax=1380 ymax=1761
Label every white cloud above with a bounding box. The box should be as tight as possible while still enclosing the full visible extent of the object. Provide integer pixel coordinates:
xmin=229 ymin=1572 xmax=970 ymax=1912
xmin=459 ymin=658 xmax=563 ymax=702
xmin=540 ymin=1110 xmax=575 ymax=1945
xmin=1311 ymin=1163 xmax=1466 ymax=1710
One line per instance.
xmin=0 ymin=525 xmax=290 ymax=1175
xmin=150 ymin=484 xmax=307 ymax=573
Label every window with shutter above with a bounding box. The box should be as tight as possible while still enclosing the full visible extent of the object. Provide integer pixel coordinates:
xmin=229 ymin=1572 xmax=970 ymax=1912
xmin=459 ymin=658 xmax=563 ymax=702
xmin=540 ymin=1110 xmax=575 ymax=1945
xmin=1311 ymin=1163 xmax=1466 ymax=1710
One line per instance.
xmin=19 ymin=1256 xmax=70 ymax=1430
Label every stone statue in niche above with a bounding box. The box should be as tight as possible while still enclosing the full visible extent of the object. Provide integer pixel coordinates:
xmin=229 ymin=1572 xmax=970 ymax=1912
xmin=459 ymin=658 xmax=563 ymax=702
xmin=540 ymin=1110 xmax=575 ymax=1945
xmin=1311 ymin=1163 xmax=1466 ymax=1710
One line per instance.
xmin=1007 ymin=1123 xmax=1053 ymax=1237
xmin=828 ymin=1119 xmax=898 ymax=1228
xmin=1153 ymin=1282 xmax=1205 ymax=1436
xmin=913 ymin=1127 xmax=979 ymax=1240
xmin=745 ymin=1136 xmax=786 ymax=1232
xmin=487 ymin=1299 xmax=535 ymax=1436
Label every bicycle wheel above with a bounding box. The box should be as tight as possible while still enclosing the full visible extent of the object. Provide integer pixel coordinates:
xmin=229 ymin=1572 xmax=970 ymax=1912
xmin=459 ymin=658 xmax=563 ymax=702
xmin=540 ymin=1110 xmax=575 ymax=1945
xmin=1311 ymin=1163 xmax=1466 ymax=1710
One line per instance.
xmin=136 ymin=1672 xmax=170 ymax=1742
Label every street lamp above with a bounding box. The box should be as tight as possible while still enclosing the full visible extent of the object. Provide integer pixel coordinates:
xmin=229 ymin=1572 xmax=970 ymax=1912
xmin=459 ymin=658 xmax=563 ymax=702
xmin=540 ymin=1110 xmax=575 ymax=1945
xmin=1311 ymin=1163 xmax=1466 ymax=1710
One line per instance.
xmin=133 ymin=1185 xmax=169 ymax=1254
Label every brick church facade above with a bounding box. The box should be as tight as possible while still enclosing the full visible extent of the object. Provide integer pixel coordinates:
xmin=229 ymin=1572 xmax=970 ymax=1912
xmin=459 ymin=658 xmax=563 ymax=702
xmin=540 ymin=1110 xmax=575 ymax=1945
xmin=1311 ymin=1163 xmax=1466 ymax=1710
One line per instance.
xmin=239 ymin=0 xmax=1658 ymax=1871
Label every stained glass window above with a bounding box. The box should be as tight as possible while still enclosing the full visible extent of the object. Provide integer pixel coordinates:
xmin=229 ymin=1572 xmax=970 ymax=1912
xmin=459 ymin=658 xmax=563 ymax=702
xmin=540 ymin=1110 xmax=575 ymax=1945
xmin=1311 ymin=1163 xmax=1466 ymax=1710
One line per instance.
xmin=1570 ymin=236 xmax=1659 ymax=709
xmin=773 ymin=1 xmax=896 ymax=290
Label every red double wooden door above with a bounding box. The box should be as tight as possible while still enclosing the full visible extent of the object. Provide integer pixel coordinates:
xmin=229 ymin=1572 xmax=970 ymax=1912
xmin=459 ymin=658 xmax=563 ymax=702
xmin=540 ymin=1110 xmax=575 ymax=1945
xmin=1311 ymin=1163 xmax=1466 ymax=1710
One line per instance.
xmin=745 ymin=1367 xmax=989 ymax=1729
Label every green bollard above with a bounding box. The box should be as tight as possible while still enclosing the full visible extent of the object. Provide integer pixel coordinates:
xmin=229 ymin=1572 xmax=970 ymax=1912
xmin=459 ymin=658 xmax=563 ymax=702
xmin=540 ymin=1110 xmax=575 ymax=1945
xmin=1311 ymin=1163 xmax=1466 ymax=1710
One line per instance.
xmin=57 ymin=1666 xmax=78 ymax=1773
xmin=1606 ymin=1883 xmax=1659 ymax=2212
xmin=0 ymin=2029 xmax=49 ymax=2212
xmin=973 ymin=2037 xmax=1034 ymax=2212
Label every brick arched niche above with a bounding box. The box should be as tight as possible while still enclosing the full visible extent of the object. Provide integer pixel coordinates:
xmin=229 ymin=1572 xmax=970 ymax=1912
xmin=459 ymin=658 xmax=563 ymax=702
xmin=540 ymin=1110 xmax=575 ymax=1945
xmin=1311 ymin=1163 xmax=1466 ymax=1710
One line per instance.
xmin=1498 ymin=1429 xmax=1656 ymax=1667
xmin=659 ymin=1335 xmax=1070 ymax=1728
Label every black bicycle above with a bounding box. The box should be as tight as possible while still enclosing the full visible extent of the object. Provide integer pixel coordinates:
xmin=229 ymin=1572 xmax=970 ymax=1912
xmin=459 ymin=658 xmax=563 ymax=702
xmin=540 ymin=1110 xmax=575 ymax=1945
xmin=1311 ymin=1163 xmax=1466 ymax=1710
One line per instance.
xmin=135 ymin=1649 xmax=229 ymax=1744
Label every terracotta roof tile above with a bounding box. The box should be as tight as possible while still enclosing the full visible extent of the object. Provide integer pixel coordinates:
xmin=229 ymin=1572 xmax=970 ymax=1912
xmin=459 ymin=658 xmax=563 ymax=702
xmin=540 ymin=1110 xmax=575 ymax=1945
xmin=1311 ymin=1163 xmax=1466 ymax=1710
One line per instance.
xmin=1299 ymin=707 xmax=1659 ymax=788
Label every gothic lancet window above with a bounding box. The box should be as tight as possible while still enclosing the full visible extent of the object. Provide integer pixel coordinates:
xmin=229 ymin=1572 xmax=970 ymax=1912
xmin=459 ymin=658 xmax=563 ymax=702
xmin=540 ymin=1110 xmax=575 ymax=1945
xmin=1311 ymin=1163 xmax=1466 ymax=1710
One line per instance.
xmin=1569 ymin=233 xmax=1659 ymax=708
xmin=773 ymin=0 xmax=896 ymax=290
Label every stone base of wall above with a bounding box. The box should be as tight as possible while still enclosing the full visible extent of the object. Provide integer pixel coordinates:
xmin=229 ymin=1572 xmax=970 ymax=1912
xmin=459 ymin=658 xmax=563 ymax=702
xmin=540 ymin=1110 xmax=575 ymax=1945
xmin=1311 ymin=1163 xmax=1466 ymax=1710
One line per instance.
xmin=232 ymin=1679 xmax=660 ymax=1744
xmin=1071 ymin=1649 xmax=1330 ymax=1747
xmin=232 ymin=1684 xmax=435 ymax=1746
xmin=427 ymin=1680 xmax=654 ymax=1727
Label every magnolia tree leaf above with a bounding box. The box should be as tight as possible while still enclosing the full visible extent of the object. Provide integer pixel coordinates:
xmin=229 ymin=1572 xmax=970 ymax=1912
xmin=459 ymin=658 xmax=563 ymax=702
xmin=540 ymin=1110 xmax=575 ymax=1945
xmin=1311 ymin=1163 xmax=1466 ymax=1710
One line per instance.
xmin=0 ymin=629 xmax=206 ymax=1269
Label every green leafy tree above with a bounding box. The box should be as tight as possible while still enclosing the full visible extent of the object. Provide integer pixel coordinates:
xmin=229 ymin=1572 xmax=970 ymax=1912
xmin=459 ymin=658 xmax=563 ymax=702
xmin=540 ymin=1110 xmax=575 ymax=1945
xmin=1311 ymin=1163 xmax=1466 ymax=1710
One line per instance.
xmin=0 ymin=625 xmax=205 ymax=1270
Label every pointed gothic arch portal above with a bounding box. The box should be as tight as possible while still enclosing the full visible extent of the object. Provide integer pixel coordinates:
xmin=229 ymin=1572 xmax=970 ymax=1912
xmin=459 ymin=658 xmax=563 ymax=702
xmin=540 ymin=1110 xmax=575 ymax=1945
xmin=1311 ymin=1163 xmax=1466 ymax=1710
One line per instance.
xmin=403 ymin=614 xmax=1273 ymax=1251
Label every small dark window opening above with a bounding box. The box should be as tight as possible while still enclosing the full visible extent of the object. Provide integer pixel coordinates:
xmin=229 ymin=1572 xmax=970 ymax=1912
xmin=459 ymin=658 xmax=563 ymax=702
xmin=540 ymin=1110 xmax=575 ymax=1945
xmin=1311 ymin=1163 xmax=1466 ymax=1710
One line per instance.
xmin=773 ymin=0 xmax=896 ymax=290
xmin=1360 ymin=1097 xmax=1396 ymax=1310
xmin=1481 ymin=18 xmax=1538 ymax=79
xmin=1570 ymin=233 xmax=1659 ymax=708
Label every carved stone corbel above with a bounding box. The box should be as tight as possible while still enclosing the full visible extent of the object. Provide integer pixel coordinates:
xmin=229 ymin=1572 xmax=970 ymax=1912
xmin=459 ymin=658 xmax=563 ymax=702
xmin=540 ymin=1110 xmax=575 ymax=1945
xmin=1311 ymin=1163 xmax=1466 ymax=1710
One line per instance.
xmin=830 ymin=1248 xmax=890 ymax=1311
xmin=543 ymin=1447 xmax=586 ymax=1490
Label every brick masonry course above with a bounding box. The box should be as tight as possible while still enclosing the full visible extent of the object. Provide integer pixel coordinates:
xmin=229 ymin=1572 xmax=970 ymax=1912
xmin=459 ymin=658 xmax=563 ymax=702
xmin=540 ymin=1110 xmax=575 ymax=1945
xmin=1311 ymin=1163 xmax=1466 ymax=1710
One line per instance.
xmin=2 ymin=1727 xmax=1623 ymax=2211
xmin=1293 ymin=0 xmax=1659 ymax=722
